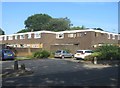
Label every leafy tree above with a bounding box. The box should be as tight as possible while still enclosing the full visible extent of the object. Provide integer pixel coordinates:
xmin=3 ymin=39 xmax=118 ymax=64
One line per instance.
xmin=70 ymin=25 xmax=85 ymax=30
xmin=0 ymin=28 xmax=5 ymax=35
xmin=17 ymin=14 xmax=72 ymax=33
xmin=24 ymin=14 xmax=52 ymax=31
xmin=17 ymin=29 xmax=30 ymax=33
xmin=81 ymin=25 xmax=85 ymax=29
xmin=46 ymin=18 xmax=71 ymax=31
xmin=70 ymin=26 xmax=81 ymax=30
xmin=95 ymin=28 xmax=104 ymax=31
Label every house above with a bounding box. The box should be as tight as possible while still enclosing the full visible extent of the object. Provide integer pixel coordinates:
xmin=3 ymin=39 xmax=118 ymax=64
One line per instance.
xmin=0 ymin=29 xmax=119 ymax=56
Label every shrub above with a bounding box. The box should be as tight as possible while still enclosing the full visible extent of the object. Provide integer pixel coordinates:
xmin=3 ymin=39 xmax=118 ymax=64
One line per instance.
xmin=32 ymin=50 xmax=50 ymax=59
xmin=84 ymin=52 xmax=101 ymax=61
xmin=94 ymin=44 xmax=120 ymax=60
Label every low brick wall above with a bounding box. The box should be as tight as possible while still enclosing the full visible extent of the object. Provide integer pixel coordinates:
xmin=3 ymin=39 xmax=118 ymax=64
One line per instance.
xmin=12 ymin=48 xmax=42 ymax=57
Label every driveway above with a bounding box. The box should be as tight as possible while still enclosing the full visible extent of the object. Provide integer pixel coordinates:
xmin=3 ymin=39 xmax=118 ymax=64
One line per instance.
xmin=1 ymin=58 xmax=119 ymax=87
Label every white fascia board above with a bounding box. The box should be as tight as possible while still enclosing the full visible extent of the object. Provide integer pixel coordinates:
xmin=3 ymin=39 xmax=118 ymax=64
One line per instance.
xmin=4 ymin=29 xmax=118 ymax=36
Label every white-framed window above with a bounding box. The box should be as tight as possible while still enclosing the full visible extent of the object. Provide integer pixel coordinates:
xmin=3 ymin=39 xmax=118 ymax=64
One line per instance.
xmin=4 ymin=36 xmax=7 ymax=40
xmin=68 ymin=33 xmax=76 ymax=38
xmin=27 ymin=34 xmax=31 ymax=39
xmin=14 ymin=35 xmax=18 ymax=40
xmin=95 ymin=32 xmax=99 ymax=37
xmin=112 ymin=34 xmax=115 ymax=40
xmin=68 ymin=34 xmax=73 ymax=38
xmin=56 ymin=33 xmax=64 ymax=39
xmin=80 ymin=32 xmax=86 ymax=37
xmin=34 ymin=33 xmax=41 ymax=39
xmin=8 ymin=36 xmax=13 ymax=40
xmin=107 ymin=34 xmax=111 ymax=39
xmin=20 ymin=35 xmax=25 ymax=39
xmin=0 ymin=36 xmax=3 ymax=41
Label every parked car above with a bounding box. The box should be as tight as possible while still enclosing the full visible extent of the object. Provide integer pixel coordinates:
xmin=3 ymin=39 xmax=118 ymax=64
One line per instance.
xmin=0 ymin=49 xmax=15 ymax=60
xmin=54 ymin=50 xmax=73 ymax=59
xmin=74 ymin=50 xmax=93 ymax=59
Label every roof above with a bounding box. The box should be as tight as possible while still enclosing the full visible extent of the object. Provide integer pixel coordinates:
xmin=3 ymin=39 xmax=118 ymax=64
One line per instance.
xmin=0 ymin=29 xmax=119 ymax=37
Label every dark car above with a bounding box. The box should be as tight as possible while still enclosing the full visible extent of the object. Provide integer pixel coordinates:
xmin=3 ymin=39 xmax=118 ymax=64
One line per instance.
xmin=0 ymin=49 xmax=15 ymax=60
xmin=54 ymin=50 xmax=73 ymax=59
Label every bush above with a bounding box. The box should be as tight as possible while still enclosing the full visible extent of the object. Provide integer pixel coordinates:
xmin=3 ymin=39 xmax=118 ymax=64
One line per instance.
xmin=94 ymin=44 xmax=120 ymax=60
xmin=84 ymin=52 xmax=101 ymax=61
xmin=32 ymin=50 xmax=50 ymax=59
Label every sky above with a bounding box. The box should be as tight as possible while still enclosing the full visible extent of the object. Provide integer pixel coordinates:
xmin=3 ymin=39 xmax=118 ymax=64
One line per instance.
xmin=1 ymin=1 xmax=119 ymax=34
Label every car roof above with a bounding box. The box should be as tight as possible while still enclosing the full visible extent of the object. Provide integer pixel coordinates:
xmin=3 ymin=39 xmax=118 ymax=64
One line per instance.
xmin=0 ymin=49 xmax=12 ymax=51
xmin=76 ymin=50 xmax=92 ymax=51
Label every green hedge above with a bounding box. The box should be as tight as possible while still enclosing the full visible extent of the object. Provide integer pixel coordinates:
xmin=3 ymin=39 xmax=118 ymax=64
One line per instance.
xmin=32 ymin=50 xmax=50 ymax=59
xmin=85 ymin=44 xmax=120 ymax=61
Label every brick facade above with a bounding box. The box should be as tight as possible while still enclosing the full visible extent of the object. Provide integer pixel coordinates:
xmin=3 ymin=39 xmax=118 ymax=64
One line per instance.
xmin=0 ymin=29 xmax=119 ymax=55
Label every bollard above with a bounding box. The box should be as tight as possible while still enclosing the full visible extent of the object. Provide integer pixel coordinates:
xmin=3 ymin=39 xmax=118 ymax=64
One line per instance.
xmin=93 ymin=57 xmax=97 ymax=64
xmin=14 ymin=60 xmax=18 ymax=70
xmin=20 ymin=64 xmax=26 ymax=70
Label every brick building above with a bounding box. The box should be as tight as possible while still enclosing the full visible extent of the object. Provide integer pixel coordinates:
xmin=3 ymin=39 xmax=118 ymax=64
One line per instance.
xmin=0 ymin=29 xmax=119 ymax=54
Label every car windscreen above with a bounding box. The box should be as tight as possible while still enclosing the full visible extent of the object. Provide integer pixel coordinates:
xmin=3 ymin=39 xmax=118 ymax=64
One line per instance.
xmin=55 ymin=50 xmax=61 ymax=53
xmin=4 ymin=50 xmax=12 ymax=53
xmin=76 ymin=51 xmax=83 ymax=53
xmin=85 ymin=51 xmax=93 ymax=53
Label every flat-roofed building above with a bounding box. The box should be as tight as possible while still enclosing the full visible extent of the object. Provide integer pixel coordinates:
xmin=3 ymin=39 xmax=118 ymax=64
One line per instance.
xmin=0 ymin=29 xmax=119 ymax=54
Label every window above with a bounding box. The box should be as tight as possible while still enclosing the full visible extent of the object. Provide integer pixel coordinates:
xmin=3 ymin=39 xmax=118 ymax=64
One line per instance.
xmin=112 ymin=34 xmax=115 ymax=40
xmin=56 ymin=33 xmax=64 ymax=39
xmin=4 ymin=36 xmax=7 ymax=40
xmin=34 ymin=33 xmax=41 ymax=38
xmin=95 ymin=32 xmax=99 ymax=37
xmin=68 ymin=33 xmax=76 ymax=38
xmin=14 ymin=35 xmax=18 ymax=40
xmin=27 ymin=34 xmax=31 ymax=39
xmin=108 ymin=34 xmax=111 ymax=39
xmin=79 ymin=32 xmax=86 ymax=37
xmin=20 ymin=35 xmax=25 ymax=39
xmin=8 ymin=36 xmax=13 ymax=40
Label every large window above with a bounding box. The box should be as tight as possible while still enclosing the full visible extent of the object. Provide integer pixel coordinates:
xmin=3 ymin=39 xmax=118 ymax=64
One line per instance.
xmin=8 ymin=36 xmax=13 ymax=40
xmin=34 ymin=33 xmax=41 ymax=38
xmin=112 ymin=34 xmax=115 ymax=40
xmin=27 ymin=34 xmax=31 ymax=39
xmin=20 ymin=35 xmax=25 ymax=39
xmin=107 ymin=34 xmax=111 ymax=39
xmin=4 ymin=36 xmax=7 ymax=40
xmin=56 ymin=33 xmax=64 ymax=39
xmin=14 ymin=35 xmax=18 ymax=40
xmin=68 ymin=33 xmax=76 ymax=38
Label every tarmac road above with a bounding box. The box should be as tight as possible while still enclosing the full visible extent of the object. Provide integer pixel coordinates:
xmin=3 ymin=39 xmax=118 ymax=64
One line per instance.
xmin=1 ymin=59 xmax=119 ymax=87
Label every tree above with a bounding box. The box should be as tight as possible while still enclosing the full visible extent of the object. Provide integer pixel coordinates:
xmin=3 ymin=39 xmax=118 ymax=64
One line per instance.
xmin=70 ymin=25 xmax=85 ymax=30
xmin=24 ymin=14 xmax=52 ymax=31
xmin=95 ymin=28 xmax=104 ymax=31
xmin=0 ymin=28 xmax=5 ymax=35
xmin=70 ymin=26 xmax=81 ymax=30
xmin=17 ymin=29 xmax=30 ymax=33
xmin=46 ymin=18 xmax=71 ymax=31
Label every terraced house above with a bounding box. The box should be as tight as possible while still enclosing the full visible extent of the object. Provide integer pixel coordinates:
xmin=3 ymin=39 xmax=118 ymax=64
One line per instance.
xmin=0 ymin=29 xmax=119 ymax=55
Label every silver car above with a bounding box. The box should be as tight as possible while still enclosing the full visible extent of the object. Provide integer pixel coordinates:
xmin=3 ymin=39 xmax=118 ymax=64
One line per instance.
xmin=54 ymin=50 xmax=73 ymax=59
